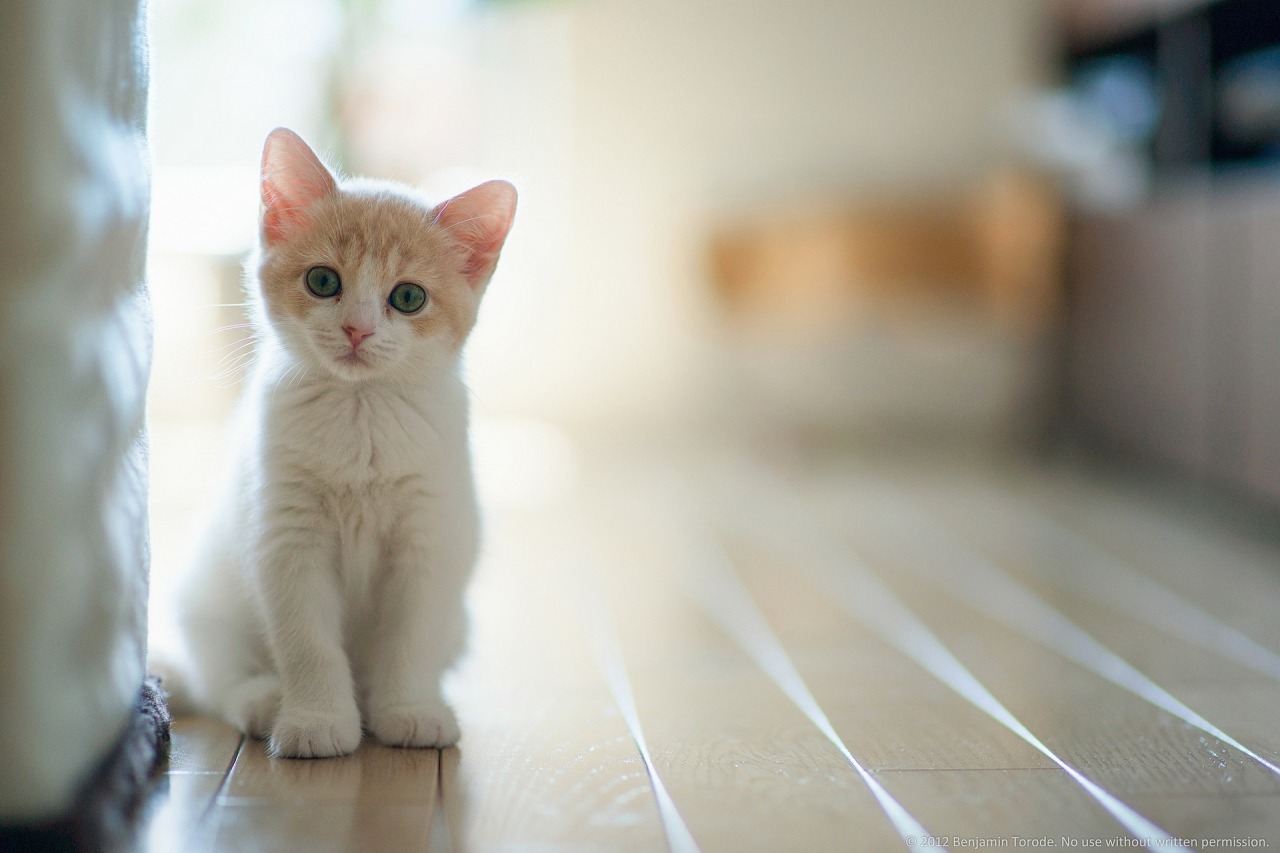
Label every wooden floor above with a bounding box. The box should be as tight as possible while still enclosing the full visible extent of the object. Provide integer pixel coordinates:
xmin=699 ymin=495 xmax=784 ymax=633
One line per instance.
xmin=139 ymin=443 xmax=1280 ymax=851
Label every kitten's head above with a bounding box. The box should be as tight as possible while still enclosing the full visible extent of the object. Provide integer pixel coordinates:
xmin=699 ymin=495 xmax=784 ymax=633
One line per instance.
xmin=252 ymin=127 xmax=516 ymax=384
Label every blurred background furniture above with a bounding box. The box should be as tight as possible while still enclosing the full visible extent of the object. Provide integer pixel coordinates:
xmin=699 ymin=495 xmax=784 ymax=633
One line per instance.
xmin=1060 ymin=0 xmax=1280 ymax=509
xmin=708 ymin=169 xmax=1064 ymax=444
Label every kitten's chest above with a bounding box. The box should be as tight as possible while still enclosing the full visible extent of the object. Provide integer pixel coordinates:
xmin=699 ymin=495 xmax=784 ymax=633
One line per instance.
xmin=266 ymin=382 xmax=463 ymax=487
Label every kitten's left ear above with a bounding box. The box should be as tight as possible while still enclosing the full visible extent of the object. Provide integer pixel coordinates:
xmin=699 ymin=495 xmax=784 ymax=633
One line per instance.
xmin=434 ymin=180 xmax=518 ymax=290
xmin=260 ymin=128 xmax=337 ymax=246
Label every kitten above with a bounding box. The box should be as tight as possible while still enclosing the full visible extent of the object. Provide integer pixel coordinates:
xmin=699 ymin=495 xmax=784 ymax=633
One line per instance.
xmin=171 ymin=128 xmax=515 ymax=758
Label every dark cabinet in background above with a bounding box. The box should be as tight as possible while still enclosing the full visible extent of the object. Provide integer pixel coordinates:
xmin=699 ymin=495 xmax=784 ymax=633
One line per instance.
xmin=1064 ymin=0 xmax=1280 ymax=510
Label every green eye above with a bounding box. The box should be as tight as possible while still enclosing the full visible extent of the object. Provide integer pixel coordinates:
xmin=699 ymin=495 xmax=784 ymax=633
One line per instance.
xmin=306 ymin=266 xmax=341 ymax=298
xmin=389 ymin=282 xmax=427 ymax=314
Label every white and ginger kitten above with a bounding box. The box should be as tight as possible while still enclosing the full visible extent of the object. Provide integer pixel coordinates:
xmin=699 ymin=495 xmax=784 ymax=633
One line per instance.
xmin=171 ymin=128 xmax=515 ymax=758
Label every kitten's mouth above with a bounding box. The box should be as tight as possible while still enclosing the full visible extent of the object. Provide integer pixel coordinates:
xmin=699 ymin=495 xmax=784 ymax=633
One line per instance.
xmin=334 ymin=349 xmax=372 ymax=370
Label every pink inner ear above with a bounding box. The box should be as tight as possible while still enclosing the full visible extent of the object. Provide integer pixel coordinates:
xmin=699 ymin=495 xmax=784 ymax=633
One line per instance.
xmin=434 ymin=180 xmax=518 ymax=288
xmin=260 ymin=128 xmax=337 ymax=245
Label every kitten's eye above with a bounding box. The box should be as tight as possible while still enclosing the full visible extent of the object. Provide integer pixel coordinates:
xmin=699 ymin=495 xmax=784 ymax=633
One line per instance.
xmin=305 ymin=266 xmax=341 ymax=298
xmin=389 ymin=282 xmax=427 ymax=314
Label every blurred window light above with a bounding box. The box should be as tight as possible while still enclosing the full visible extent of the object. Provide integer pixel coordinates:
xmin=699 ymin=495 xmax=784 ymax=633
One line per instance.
xmin=150 ymin=166 xmax=259 ymax=256
xmin=1007 ymin=87 xmax=1152 ymax=211
xmin=1075 ymin=56 xmax=1162 ymax=146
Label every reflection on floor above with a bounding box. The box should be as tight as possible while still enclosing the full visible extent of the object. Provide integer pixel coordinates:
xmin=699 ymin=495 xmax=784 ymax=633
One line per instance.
xmin=141 ymin=444 xmax=1280 ymax=851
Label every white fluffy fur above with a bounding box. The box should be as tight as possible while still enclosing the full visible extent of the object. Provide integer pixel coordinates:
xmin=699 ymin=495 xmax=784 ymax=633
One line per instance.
xmin=170 ymin=129 xmax=515 ymax=758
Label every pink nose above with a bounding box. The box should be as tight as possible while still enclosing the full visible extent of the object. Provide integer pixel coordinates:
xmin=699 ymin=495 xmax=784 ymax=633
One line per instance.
xmin=343 ymin=324 xmax=374 ymax=348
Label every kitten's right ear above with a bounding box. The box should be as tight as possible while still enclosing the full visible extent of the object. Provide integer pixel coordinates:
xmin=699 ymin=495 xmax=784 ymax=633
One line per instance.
xmin=260 ymin=128 xmax=337 ymax=246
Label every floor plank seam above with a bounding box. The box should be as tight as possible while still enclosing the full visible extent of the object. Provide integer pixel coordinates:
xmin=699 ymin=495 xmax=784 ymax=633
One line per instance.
xmin=572 ymin=567 xmax=702 ymax=853
xmin=207 ymin=735 xmax=243 ymax=812
xmin=189 ymin=733 xmax=244 ymax=850
xmin=430 ymin=751 xmax=453 ymax=853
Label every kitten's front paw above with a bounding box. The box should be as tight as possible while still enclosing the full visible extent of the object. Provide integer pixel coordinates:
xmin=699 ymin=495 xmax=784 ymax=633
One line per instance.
xmin=368 ymin=702 xmax=460 ymax=748
xmin=270 ymin=704 xmax=362 ymax=758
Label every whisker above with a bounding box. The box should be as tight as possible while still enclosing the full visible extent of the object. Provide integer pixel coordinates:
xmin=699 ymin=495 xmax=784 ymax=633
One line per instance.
xmin=270 ymin=363 xmax=300 ymax=400
xmin=287 ymin=366 xmax=310 ymax=392
xmin=203 ymin=343 xmax=260 ymax=379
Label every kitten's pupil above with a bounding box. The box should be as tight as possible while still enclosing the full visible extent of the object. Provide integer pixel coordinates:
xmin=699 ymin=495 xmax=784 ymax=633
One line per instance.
xmin=306 ymin=266 xmax=341 ymax=298
xmin=389 ymin=282 xmax=427 ymax=315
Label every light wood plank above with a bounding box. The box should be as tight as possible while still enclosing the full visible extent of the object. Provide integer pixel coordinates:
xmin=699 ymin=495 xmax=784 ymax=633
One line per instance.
xmin=1122 ymin=793 xmax=1280 ymax=843
xmin=444 ymin=683 xmax=661 ymax=850
xmin=580 ymin=506 xmax=911 ymax=852
xmin=960 ymin=468 xmax=1280 ymax=661
xmin=207 ymin=800 xmax=434 ymax=853
xmin=200 ymin=739 xmax=438 ymax=852
xmin=877 ymin=769 xmax=1133 ymax=843
xmin=167 ymin=716 xmax=243 ymax=774
xmin=854 ymin=472 xmax=1276 ymax=690
xmin=438 ymin=510 xmax=668 ymax=851
xmin=717 ymin=538 xmax=1059 ymax=774
xmin=222 ymin=738 xmax=440 ymax=803
xmin=801 ymin=469 xmax=1280 ymax=769
xmin=724 ymin=454 xmax=1280 ymax=840
xmin=896 ymin=455 xmax=1280 ymax=656
xmin=841 ymin=531 xmax=1280 ymax=796
xmin=1169 ymin=682 xmax=1280 ymax=768
xmin=865 ymin=470 xmax=1280 ymax=774
xmin=684 ymin=467 xmax=1164 ymax=840
xmin=143 ymin=772 xmax=229 ymax=853
xmin=1017 ymin=467 xmax=1280 ymax=651
xmin=141 ymin=716 xmax=242 ymax=853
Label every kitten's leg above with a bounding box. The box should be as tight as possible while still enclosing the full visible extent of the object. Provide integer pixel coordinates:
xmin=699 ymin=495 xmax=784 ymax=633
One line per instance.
xmin=185 ymin=617 xmax=281 ymax=739
xmin=223 ymin=674 xmax=282 ymax=739
xmin=364 ymin=581 xmax=466 ymax=748
xmin=256 ymin=519 xmax=362 ymax=758
xmin=177 ymin=548 xmax=281 ymax=738
xmin=365 ymin=512 xmax=473 ymax=748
